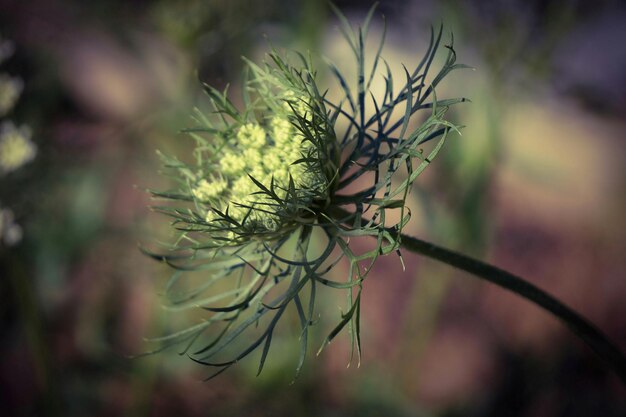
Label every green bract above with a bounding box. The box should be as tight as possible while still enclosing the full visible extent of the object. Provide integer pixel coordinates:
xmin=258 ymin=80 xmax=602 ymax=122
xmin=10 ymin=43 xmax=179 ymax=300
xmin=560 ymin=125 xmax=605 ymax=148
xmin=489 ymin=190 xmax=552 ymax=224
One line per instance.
xmin=145 ymin=7 xmax=467 ymax=379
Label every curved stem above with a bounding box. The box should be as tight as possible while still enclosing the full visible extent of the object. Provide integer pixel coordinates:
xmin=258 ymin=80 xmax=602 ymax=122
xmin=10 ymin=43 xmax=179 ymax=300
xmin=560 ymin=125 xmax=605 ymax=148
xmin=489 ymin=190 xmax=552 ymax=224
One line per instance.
xmin=327 ymin=206 xmax=626 ymax=384
xmin=398 ymin=231 xmax=626 ymax=384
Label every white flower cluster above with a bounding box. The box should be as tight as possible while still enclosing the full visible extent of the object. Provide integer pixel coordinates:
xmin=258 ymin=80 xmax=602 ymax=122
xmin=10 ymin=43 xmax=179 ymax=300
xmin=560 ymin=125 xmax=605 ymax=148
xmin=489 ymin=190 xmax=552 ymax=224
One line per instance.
xmin=0 ymin=206 xmax=22 ymax=246
xmin=0 ymin=36 xmax=36 ymax=247
xmin=0 ymin=37 xmax=35 ymax=175
xmin=0 ymin=122 xmax=36 ymax=174
xmin=192 ymin=95 xmax=323 ymax=231
xmin=0 ymin=74 xmax=23 ymax=117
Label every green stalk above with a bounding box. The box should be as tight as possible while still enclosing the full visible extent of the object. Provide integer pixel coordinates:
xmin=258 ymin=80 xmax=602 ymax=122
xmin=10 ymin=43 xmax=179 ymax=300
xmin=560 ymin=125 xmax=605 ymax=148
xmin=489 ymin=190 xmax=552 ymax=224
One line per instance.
xmin=397 ymin=231 xmax=626 ymax=384
xmin=330 ymin=206 xmax=626 ymax=384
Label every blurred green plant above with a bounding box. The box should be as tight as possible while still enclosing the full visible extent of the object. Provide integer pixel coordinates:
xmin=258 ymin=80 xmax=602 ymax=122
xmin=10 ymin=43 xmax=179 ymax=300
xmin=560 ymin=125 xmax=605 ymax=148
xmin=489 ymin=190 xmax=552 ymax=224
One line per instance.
xmin=145 ymin=5 xmax=626 ymax=383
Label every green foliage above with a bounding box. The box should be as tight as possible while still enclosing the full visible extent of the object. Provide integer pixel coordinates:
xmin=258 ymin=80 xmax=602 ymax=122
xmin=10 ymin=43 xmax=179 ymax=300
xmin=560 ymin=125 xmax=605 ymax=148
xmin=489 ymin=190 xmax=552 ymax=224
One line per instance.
xmin=145 ymin=5 xmax=467 ymax=379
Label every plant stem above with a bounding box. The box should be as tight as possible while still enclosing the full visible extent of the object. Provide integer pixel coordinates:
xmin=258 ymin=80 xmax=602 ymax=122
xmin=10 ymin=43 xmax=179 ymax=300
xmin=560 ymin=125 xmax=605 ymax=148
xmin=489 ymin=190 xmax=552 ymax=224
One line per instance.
xmin=400 ymin=231 xmax=626 ymax=384
xmin=328 ymin=206 xmax=626 ymax=384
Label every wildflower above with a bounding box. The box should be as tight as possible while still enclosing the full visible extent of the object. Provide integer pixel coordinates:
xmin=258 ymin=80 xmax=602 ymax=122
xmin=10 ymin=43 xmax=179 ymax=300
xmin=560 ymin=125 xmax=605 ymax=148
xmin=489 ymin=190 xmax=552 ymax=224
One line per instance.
xmin=0 ymin=74 xmax=23 ymax=116
xmin=141 ymin=4 xmax=626 ymax=384
xmin=0 ymin=37 xmax=34 ymax=249
xmin=0 ymin=121 xmax=36 ymax=174
xmin=145 ymin=7 xmax=466 ymax=378
xmin=0 ymin=206 xmax=23 ymax=246
xmin=0 ymin=37 xmax=15 ymax=65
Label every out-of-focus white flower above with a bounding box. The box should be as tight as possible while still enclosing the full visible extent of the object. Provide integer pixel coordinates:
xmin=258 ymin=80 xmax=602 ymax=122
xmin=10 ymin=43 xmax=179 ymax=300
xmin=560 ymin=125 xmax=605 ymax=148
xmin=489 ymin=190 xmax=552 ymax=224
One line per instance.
xmin=0 ymin=38 xmax=15 ymax=65
xmin=0 ymin=38 xmax=33 ymax=248
xmin=0 ymin=206 xmax=22 ymax=246
xmin=0 ymin=74 xmax=23 ymax=116
xmin=0 ymin=121 xmax=37 ymax=174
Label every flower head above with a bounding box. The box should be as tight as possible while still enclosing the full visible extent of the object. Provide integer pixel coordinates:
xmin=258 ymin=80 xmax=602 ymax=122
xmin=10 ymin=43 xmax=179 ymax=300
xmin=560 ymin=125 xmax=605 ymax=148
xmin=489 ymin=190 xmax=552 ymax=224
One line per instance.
xmin=146 ymin=8 xmax=466 ymax=378
xmin=0 ymin=205 xmax=22 ymax=246
xmin=0 ymin=36 xmax=34 ymax=249
xmin=0 ymin=121 xmax=36 ymax=174
xmin=153 ymin=54 xmax=338 ymax=245
xmin=0 ymin=74 xmax=23 ymax=116
xmin=0 ymin=37 xmax=15 ymax=64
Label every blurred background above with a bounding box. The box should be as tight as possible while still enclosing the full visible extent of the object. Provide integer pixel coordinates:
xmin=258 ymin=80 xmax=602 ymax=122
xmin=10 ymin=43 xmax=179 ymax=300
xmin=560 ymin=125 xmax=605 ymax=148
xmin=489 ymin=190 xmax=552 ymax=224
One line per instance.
xmin=1 ymin=0 xmax=625 ymax=415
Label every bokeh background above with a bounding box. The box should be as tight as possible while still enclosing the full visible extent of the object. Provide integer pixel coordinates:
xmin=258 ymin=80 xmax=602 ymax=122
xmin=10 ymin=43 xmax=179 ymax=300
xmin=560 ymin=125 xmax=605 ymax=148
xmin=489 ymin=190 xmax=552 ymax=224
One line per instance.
xmin=1 ymin=0 xmax=626 ymax=416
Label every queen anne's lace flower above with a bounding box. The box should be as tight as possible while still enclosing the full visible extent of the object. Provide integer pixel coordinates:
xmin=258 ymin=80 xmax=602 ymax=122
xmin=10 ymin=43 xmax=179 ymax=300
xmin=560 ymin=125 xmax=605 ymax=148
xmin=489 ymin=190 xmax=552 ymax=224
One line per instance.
xmin=0 ymin=122 xmax=36 ymax=174
xmin=162 ymin=64 xmax=337 ymax=242
xmin=146 ymin=9 xmax=465 ymax=379
xmin=0 ymin=37 xmax=33 ymax=248
xmin=0 ymin=206 xmax=22 ymax=246
xmin=0 ymin=75 xmax=23 ymax=117
xmin=192 ymin=103 xmax=325 ymax=232
xmin=0 ymin=38 xmax=35 ymax=176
